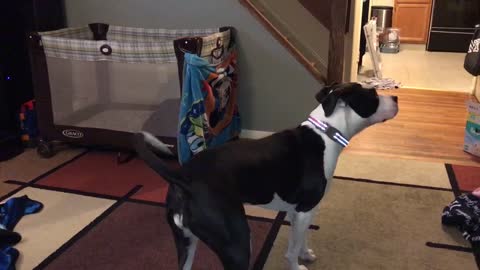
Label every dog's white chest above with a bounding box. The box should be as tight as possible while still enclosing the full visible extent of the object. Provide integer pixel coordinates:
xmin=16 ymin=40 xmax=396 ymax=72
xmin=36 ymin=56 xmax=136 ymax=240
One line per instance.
xmin=256 ymin=193 xmax=297 ymax=212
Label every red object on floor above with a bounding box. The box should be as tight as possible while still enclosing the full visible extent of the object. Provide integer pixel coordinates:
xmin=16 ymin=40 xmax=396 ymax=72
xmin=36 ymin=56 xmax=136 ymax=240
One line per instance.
xmin=38 ymin=152 xmax=172 ymax=203
xmin=451 ymin=164 xmax=480 ymax=192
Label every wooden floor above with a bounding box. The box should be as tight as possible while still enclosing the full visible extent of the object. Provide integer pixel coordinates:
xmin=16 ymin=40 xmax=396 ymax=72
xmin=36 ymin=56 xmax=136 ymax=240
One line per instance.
xmin=346 ymin=88 xmax=480 ymax=167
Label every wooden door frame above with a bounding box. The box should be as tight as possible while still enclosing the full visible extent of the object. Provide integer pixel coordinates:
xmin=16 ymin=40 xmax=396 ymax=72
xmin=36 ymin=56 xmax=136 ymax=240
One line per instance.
xmin=327 ymin=0 xmax=350 ymax=84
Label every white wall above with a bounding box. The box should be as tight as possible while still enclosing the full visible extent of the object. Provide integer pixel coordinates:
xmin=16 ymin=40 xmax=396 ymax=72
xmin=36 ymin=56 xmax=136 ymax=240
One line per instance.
xmin=63 ymin=0 xmax=324 ymax=132
xmin=372 ymin=0 xmax=394 ymax=7
xmin=259 ymin=0 xmax=329 ymax=71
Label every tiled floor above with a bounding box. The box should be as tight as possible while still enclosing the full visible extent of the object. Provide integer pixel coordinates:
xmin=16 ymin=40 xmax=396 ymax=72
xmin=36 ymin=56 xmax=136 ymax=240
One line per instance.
xmin=358 ymin=44 xmax=477 ymax=93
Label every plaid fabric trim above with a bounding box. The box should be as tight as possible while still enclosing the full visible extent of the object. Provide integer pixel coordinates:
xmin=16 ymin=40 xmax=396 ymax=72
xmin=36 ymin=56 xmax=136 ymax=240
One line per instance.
xmin=40 ymin=26 xmax=93 ymax=40
xmin=40 ymin=25 xmax=230 ymax=64
xmin=107 ymin=26 xmax=220 ymax=42
xmin=41 ymin=36 xmax=179 ymax=63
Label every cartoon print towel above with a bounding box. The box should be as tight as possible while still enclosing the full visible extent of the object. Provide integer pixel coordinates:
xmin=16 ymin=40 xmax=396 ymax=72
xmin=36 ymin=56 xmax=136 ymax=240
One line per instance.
xmin=178 ymin=51 xmax=241 ymax=164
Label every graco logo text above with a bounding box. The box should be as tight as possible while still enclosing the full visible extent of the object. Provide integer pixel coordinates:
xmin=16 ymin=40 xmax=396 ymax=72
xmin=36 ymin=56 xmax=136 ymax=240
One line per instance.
xmin=62 ymin=129 xmax=84 ymax=139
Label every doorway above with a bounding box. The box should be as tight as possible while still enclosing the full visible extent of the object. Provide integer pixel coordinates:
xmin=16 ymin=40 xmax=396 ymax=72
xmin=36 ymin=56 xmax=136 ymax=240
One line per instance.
xmin=354 ymin=0 xmax=479 ymax=93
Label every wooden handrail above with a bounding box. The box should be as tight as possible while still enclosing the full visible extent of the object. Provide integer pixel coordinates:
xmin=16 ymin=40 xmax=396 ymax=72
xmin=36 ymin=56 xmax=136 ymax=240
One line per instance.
xmin=239 ymin=0 xmax=326 ymax=84
xmin=239 ymin=0 xmax=350 ymax=84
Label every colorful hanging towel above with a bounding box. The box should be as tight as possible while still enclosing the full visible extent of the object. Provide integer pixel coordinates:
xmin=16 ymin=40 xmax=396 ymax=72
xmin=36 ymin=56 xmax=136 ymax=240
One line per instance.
xmin=0 ymin=195 xmax=44 ymax=270
xmin=178 ymin=51 xmax=241 ymax=164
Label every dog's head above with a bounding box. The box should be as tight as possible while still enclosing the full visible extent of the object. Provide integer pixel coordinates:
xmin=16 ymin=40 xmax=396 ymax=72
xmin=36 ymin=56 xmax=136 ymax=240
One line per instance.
xmin=311 ymin=82 xmax=399 ymax=137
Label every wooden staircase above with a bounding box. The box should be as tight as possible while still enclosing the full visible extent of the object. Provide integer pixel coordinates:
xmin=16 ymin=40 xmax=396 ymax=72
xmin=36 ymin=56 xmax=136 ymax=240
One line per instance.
xmin=239 ymin=0 xmax=351 ymax=84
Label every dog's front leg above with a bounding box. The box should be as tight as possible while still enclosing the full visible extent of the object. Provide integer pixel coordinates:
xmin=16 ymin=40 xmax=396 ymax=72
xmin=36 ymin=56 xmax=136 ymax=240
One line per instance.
xmin=285 ymin=211 xmax=314 ymax=270
xmin=287 ymin=212 xmax=317 ymax=263
xmin=300 ymin=234 xmax=316 ymax=263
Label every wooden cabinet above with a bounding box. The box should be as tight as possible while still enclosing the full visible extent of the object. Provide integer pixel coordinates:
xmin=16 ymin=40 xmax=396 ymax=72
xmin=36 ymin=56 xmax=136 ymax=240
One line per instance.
xmin=393 ymin=0 xmax=432 ymax=44
xmin=394 ymin=0 xmax=430 ymax=3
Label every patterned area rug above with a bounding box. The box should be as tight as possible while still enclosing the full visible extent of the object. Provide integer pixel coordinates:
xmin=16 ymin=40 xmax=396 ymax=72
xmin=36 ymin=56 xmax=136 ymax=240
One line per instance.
xmin=1 ymin=150 xmax=480 ymax=269
xmin=1 ymin=151 xmax=282 ymax=269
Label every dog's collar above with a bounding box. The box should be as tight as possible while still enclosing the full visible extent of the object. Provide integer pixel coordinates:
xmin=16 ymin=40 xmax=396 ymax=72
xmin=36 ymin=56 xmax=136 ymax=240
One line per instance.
xmin=303 ymin=116 xmax=349 ymax=147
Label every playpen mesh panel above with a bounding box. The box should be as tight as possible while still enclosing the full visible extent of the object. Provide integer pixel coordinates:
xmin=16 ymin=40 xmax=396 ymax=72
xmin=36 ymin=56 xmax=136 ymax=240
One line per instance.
xmin=45 ymin=58 xmax=181 ymax=137
xmin=40 ymin=26 xmax=231 ymax=138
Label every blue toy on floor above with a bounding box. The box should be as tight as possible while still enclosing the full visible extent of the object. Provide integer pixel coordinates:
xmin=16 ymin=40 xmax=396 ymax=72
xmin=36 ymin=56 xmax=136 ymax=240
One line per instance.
xmin=0 ymin=195 xmax=43 ymax=270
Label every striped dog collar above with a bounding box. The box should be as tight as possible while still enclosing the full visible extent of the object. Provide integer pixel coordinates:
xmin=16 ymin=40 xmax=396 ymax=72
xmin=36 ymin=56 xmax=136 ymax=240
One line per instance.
xmin=307 ymin=116 xmax=349 ymax=147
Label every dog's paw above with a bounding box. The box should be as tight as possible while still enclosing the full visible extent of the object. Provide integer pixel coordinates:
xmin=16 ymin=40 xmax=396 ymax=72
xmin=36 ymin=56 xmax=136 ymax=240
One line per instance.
xmin=288 ymin=264 xmax=308 ymax=270
xmin=299 ymin=249 xmax=317 ymax=263
xmin=298 ymin=265 xmax=308 ymax=270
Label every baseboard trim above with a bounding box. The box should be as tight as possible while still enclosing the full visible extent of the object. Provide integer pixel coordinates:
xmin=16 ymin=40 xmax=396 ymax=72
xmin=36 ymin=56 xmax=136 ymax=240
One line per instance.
xmin=240 ymin=129 xmax=274 ymax=139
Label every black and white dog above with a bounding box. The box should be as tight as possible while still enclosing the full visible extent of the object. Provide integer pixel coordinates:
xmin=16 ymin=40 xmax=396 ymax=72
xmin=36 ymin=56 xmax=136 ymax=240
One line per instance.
xmin=133 ymin=83 xmax=399 ymax=270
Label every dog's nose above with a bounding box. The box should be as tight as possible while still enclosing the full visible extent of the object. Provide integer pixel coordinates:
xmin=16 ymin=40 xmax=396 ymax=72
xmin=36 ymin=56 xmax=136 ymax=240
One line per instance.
xmin=392 ymin=96 xmax=398 ymax=104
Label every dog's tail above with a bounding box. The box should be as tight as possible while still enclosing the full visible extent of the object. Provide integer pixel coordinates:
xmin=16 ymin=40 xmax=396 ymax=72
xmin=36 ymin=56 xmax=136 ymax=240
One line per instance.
xmin=133 ymin=132 xmax=191 ymax=194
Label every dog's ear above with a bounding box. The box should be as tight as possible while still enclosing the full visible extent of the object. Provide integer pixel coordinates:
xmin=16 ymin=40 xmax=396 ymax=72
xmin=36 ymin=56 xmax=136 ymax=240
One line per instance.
xmin=315 ymin=82 xmax=338 ymax=103
xmin=315 ymin=82 xmax=341 ymax=117
xmin=315 ymin=88 xmax=331 ymax=103
xmin=321 ymin=91 xmax=341 ymax=117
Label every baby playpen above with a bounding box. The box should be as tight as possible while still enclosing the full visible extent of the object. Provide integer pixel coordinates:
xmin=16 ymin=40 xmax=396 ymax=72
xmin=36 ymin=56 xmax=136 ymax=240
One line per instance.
xmin=28 ymin=23 xmax=240 ymax=162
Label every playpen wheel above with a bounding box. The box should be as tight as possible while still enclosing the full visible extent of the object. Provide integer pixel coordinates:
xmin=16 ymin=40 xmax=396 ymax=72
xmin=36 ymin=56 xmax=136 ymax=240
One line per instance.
xmin=37 ymin=141 xmax=55 ymax=159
